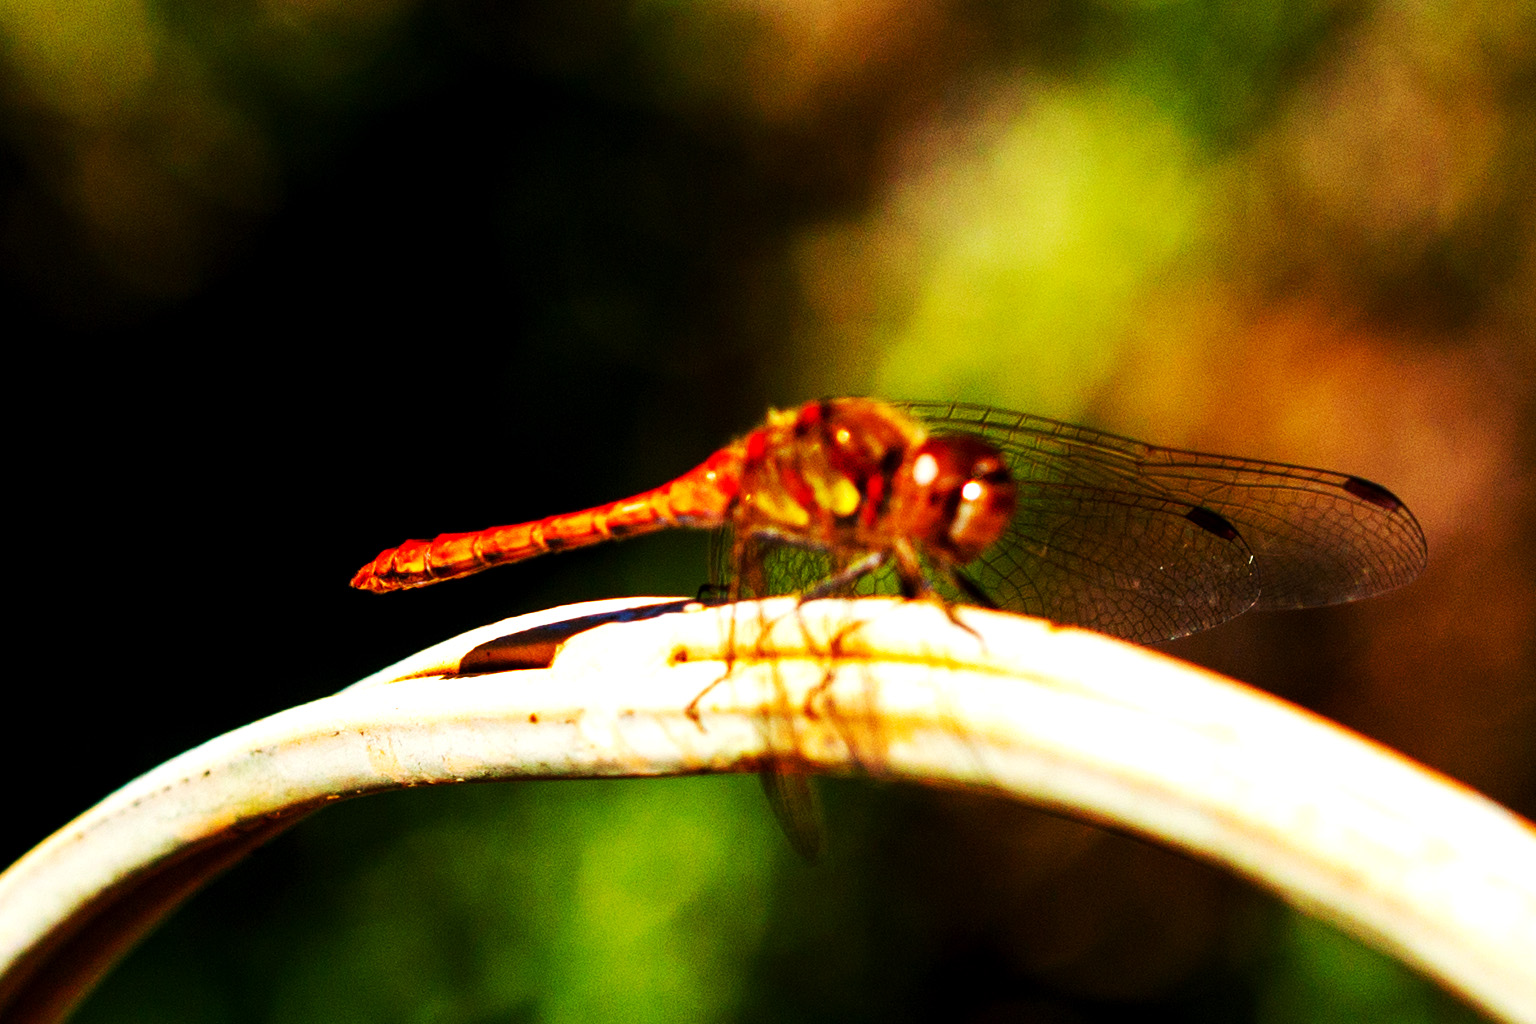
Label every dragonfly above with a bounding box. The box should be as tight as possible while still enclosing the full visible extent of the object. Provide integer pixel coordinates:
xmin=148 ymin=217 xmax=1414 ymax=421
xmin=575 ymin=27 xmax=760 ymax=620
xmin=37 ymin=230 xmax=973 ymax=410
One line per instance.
xmin=352 ymin=397 xmax=1426 ymax=645
xmin=353 ymin=398 xmax=1427 ymax=857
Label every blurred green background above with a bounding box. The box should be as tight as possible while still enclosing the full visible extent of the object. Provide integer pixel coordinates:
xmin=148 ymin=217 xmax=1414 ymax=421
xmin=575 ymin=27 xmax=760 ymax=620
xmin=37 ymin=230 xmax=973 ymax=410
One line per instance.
xmin=4 ymin=0 xmax=1532 ymax=1020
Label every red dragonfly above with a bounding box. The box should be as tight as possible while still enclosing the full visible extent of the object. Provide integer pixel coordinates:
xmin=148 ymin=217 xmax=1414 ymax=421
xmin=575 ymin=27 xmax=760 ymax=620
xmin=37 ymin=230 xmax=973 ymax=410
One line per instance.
xmin=352 ymin=397 xmax=1426 ymax=645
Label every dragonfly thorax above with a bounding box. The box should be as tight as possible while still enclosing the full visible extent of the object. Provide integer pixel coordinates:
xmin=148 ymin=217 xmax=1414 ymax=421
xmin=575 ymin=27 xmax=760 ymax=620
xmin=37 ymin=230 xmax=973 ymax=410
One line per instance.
xmin=732 ymin=398 xmax=920 ymax=545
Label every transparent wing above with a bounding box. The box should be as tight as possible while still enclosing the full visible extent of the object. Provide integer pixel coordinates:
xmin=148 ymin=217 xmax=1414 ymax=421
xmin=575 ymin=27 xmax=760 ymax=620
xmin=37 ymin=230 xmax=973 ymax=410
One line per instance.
xmin=901 ymin=401 xmax=1427 ymax=642
xmin=717 ymin=514 xmax=1256 ymax=643
xmin=710 ymin=533 xmax=901 ymax=601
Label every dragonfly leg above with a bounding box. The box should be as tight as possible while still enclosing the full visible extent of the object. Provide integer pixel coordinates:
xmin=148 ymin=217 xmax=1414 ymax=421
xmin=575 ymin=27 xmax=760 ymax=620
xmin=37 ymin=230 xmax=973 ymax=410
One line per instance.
xmin=949 ymin=567 xmax=998 ymax=609
xmin=891 ymin=538 xmax=933 ymax=601
xmin=933 ymin=566 xmax=996 ymax=644
xmin=943 ymin=565 xmax=1001 ymax=631
xmin=893 ymin=539 xmax=992 ymax=643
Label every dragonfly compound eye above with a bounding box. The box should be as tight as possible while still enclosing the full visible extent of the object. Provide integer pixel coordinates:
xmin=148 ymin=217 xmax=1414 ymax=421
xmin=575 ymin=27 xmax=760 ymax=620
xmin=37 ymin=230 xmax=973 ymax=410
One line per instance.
xmin=899 ymin=435 xmax=1017 ymax=564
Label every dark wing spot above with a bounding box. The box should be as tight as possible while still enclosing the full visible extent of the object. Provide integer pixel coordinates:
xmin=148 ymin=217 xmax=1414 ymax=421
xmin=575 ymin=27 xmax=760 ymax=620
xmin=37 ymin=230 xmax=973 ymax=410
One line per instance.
xmin=1185 ymin=505 xmax=1240 ymax=541
xmin=1343 ymin=476 xmax=1404 ymax=511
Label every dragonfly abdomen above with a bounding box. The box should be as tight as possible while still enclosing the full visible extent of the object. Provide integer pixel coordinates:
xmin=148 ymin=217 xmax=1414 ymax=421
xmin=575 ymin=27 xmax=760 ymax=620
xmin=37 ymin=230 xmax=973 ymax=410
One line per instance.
xmin=351 ymin=448 xmax=745 ymax=593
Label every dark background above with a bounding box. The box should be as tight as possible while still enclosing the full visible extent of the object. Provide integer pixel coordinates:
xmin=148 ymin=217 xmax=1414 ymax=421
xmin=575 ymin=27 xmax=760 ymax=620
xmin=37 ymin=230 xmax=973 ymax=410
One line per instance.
xmin=4 ymin=0 xmax=1532 ymax=1020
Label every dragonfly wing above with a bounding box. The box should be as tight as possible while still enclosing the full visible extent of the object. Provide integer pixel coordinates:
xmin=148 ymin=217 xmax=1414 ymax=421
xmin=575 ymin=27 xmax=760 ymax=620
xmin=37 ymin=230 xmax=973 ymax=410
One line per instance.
xmin=759 ymin=767 xmax=826 ymax=862
xmin=1127 ymin=446 xmax=1427 ymax=611
xmin=712 ymin=532 xmax=902 ymax=602
xmin=903 ymin=402 xmax=1426 ymax=638
xmin=966 ymin=486 xmax=1260 ymax=643
xmin=741 ymin=519 xmax=1255 ymax=643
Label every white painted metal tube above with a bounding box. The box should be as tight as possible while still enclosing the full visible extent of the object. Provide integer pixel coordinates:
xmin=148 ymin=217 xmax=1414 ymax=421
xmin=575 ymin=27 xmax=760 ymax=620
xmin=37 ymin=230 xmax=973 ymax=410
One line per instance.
xmin=1 ymin=596 xmax=1532 ymax=1022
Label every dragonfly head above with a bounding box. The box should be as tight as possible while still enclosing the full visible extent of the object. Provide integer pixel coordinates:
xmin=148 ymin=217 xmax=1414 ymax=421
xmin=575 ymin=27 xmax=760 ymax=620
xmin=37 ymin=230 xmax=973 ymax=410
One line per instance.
xmin=897 ymin=434 xmax=1016 ymax=564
